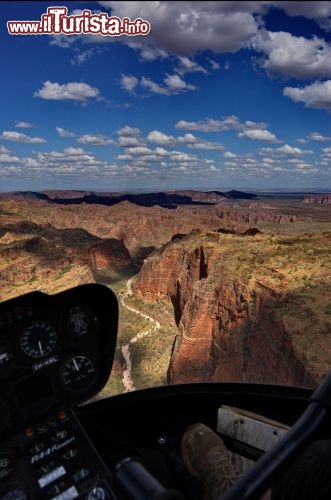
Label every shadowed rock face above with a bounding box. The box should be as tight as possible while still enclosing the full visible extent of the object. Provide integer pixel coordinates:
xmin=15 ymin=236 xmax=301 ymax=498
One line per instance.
xmin=89 ymin=239 xmax=133 ymax=274
xmin=135 ymin=231 xmax=329 ymax=388
xmin=0 ymin=220 xmax=134 ymax=298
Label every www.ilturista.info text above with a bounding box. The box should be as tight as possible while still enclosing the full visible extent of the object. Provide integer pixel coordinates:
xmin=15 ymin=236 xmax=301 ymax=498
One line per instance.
xmin=7 ymin=7 xmax=151 ymax=36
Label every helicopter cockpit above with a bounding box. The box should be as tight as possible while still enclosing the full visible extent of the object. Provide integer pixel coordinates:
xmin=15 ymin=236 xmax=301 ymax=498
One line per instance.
xmin=0 ymin=284 xmax=118 ymax=500
xmin=0 ymin=284 xmax=330 ymax=500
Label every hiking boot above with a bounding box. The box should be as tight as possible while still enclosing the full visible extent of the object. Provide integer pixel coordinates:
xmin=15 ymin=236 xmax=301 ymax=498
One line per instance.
xmin=181 ymin=423 xmax=238 ymax=500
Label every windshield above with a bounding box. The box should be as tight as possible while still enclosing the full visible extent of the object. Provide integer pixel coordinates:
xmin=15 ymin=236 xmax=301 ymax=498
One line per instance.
xmin=1 ymin=1 xmax=330 ymax=397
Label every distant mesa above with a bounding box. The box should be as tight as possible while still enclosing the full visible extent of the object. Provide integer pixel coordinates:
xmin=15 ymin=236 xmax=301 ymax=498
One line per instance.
xmin=226 ymin=190 xmax=257 ymax=200
xmin=304 ymin=194 xmax=331 ymax=204
xmin=0 ymin=189 xmax=257 ymax=208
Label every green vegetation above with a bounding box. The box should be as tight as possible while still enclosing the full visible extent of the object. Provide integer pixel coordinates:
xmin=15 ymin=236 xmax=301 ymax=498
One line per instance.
xmin=129 ymin=321 xmax=177 ymax=390
xmin=100 ymin=373 xmax=125 ymax=397
xmin=54 ymin=263 xmax=73 ymax=280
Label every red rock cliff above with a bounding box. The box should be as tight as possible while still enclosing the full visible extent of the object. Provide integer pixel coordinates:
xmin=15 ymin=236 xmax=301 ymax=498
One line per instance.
xmin=135 ymin=232 xmax=325 ymax=387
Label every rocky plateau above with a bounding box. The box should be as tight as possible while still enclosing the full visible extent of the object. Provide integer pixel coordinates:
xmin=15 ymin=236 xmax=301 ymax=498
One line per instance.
xmin=0 ymin=193 xmax=330 ymax=388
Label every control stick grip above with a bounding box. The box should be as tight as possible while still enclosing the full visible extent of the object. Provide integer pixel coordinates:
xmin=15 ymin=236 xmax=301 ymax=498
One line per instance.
xmin=114 ymin=457 xmax=185 ymax=500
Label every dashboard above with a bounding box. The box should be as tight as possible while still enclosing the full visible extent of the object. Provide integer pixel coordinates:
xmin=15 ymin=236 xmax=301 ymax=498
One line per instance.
xmin=0 ymin=284 xmax=118 ymax=499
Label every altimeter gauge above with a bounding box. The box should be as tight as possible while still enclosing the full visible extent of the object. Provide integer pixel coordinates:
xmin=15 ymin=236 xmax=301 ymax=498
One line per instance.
xmin=20 ymin=321 xmax=57 ymax=358
xmin=61 ymin=356 xmax=96 ymax=393
xmin=65 ymin=305 xmax=99 ymax=337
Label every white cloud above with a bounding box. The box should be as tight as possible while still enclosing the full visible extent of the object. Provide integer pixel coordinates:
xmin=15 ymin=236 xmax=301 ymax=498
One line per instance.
xmin=98 ymin=1 xmax=260 ymax=56
xmin=117 ymin=126 xmax=144 ymax=147
xmin=154 ymin=147 xmax=168 ymax=156
xmin=187 ymin=140 xmax=224 ymax=151
xmin=165 ymin=74 xmax=196 ymax=92
xmin=141 ymin=74 xmax=196 ymax=95
xmin=175 ymin=115 xmax=268 ymax=133
xmin=307 ymin=132 xmax=331 ymax=141
xmin=140 ymin=77 xmax=170 ymax=95
xmin=15 ymin=121 xmax=33 ymax=128
xmin=62 ymin=147 xmax=89 ymax=156
xmin=77 ymin=134 xmax=115 ymax=146
xmin=296 ymin=138 xmax=308 ymax=144
xmin=176 ymin=56 xmax=208 ymax=75
xmin=137 ymin=45 xmax=168 ymax=61
xmin=261 ymin=157 xmax=279 ymax=165
xmin=176 ymin=115 xmax=242 ymax=132
xmin=0 ymin=144 xmax=20 ymax=163
xmin=321 ymin=146 xmax=331 ymax=159
xmin=147 ymin=130 xmax=176 ymax=145
xmin=120 ymin=74 xmax=139 ymax=93
xmin=170 ymin=151 xmax=198 ymax=162
xmin=117 ymin=125 xmax=141 ymax=137
xmin=34 ymin=81 xmax=101 ymax=103
xmin=56 ymin=127 xmax=76 ymax=137
xmin=238 ymin=128 xmax=279 ymax=142
xmin=260 ymin=144 xmax=313 ymax=156
xmin=117 ymin=154 xmax=133 ymax=161
xmin=283 ymin=80 xmax=331 ymax=112
xmin=223 ymin=151 xmax=237 ymax=158
xmin=126 ymin=146 xmax=153 ymax=156
xmin=71 ymin=48 xmax=102 ymax=66
xmin=118 ymin=136 xmax=144 ymax=147
xmin=272 ymin=1 xmax=331 ymax=21
xmin=250 ymin=30 xmax=331 ymax=79
xmin=146 ymin=130 xmax=224 ymax=150
xmin=208 ymin=58 xmax=220 ymax=70
xmin=33 ymin=147 xmax=106 ymax=171
xmin=244 ymin=120 xmax=268 ymax=130
xmin=177 ymin=133 xmax=197 ymax=144
xmin=0 ymin=131 xmax=46 ymax=144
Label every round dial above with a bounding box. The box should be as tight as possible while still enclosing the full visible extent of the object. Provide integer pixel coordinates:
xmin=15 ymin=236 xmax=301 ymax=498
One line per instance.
xmin=0 ymin=453 xmax=14 ymax=479
xmin=0 ymin=348 xmax=14 ymax=379
xmin=62 ymin=356 xmax=96 ymax=392
xmin=1 ymin=489 xmax=26 ymax=500
xmin=20 ymin=321 xmax=57 ymax=358
xmin=65 ymin=305 xmax=99 ymax=337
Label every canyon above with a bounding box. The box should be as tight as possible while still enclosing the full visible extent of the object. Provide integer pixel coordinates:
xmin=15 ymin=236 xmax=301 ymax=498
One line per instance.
xmin=0 ymin=192 xmax=330 ymax=390
xmin=135 ymin=230 xmax=330 ymax=387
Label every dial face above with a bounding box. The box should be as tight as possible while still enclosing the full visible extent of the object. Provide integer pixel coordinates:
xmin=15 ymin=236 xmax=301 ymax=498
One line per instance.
xmin=0 ymin=453 xmax=14 ymax=479
xmin=20 ymin=321 xmax=57 ymax=358
xmin=0 ymin=349 xmax=14 ymax=378
xmin=62 ymin=356 xmax=96 ymax=392
xmin=1 ymin=489 xmax=26 ymax=500
xmin=65 ymin=305 xmax=99 ymax=337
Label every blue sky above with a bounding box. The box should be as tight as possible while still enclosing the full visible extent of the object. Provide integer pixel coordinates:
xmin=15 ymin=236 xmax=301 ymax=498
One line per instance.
xmin=1 ymin=1 xmax=331 ymax=192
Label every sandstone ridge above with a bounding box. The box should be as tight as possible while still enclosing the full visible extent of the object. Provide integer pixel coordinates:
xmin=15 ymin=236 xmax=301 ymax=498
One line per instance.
xmin=135 ymin=230 xmax=331 ymax=387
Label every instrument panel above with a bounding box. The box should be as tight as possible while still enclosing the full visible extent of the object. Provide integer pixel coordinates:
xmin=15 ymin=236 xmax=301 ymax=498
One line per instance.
xmin=0 ymin=284 xmax=118 ymax=434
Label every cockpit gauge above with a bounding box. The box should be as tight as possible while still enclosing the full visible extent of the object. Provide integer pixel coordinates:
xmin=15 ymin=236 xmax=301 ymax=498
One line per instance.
xmin=0 ymin=488 xmax=27 ymax=500
xmin=65 ymin=305 xmax=99 ymax=337
xmin=61 ymin=356 xmax=96 ymax=392
xmin=0 ymin=453 xmax=14 ymax=479
xmin=0 ymin=350 xmax=14 ymax=378
xmin=20 ymin=321 xmax=57 ymax=358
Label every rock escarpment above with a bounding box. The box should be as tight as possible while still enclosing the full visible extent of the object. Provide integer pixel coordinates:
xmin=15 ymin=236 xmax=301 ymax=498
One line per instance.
xmin=0 ymin=222 xmax=134 ymax=299
xmin=304 ymin=194 xmax=331 ymax=204
xmin=135 ymin=231 xmax=330 ymax=387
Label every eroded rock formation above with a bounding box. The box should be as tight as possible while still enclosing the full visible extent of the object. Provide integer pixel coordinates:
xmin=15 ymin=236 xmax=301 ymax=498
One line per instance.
xmin=304 ymin=194 xmax=331 ymax=204
xmin=135 ymin=231 xmax=330 ymax=387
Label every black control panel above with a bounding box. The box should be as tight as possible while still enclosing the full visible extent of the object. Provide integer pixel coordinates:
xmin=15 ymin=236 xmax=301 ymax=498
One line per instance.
xmin=0 ymin=284 xmax=119 ymax=499
xmin=0 ymin=409 xmax=115 ymax=499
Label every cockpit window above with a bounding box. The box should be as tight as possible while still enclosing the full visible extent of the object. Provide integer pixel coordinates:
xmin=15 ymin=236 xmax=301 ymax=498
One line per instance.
xmin=1 ymin=1 xmax=331 ymax=396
